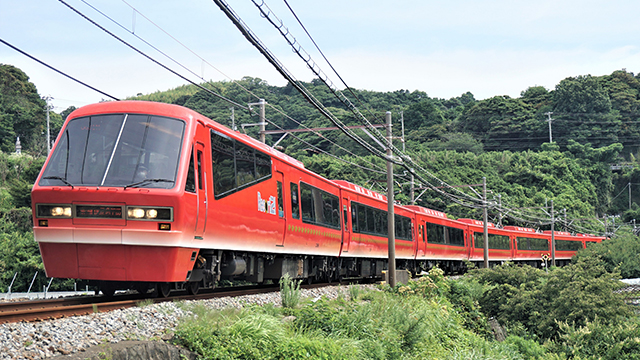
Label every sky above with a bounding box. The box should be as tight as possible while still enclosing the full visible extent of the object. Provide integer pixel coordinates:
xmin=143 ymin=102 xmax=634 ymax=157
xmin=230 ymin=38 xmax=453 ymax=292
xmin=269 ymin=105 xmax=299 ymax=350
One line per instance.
xmin=1 ymin=0 xmax=639 ymax=112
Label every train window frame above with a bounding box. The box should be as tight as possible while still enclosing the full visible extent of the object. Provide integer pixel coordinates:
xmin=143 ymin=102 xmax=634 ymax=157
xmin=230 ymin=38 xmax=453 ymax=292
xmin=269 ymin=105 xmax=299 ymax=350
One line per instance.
xmin=474 ymin=232 xmax=511 ymax=250
xmin=277 ymin=181 xmax=284 ymax=218
xmin=290 ymin=182 xmax=300 ymax=220
xmin=211 ymin=130 xmax=272 ymax=200
xmin=555 ymin=239 xmax=583 ymax=251
xmin=350 ymin=201 xmax=412 ymax=240
xmin=299 ymin=182 xmax=341 ymax=230
xmin=185 ymin=147 xmax=196 ymax=193
xmin=516 ymin=237 xmax=549 ymax=251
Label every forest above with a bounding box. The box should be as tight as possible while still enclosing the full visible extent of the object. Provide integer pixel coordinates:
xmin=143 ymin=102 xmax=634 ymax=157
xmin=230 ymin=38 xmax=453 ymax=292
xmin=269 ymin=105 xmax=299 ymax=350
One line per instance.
xmin=1 ymin=63 xmax=640 ymax=293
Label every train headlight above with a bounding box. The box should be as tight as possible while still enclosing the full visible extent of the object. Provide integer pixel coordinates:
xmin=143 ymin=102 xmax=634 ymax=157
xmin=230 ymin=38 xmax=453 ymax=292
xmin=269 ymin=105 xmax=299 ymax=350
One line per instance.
xmin=126 ymin=206 xmax=172 ymax=221
xmin=146 ymin=209 xmax=158 ymax=219
xmin=36 ymin=204 xmax=72 ymax=218
xmin=128 ymin=208 xmax=146 ymax=219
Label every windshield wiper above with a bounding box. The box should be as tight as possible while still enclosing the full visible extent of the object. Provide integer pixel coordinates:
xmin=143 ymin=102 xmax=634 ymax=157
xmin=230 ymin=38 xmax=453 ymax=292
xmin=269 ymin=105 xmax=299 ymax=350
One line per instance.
xmin=124 ymin=178 xmax=175 ymax=189
xmin=42 ymin=176 xmax=75 ymax=189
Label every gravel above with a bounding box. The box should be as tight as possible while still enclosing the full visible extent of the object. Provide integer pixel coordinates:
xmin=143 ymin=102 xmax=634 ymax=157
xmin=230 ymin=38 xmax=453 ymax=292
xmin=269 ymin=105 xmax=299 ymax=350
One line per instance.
xmin=0 ymin=285 xmax=377 ymax=359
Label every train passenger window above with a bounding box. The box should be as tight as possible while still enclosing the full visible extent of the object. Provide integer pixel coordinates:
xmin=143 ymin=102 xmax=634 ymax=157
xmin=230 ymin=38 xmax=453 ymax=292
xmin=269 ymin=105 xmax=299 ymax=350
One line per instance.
xmin=555 ymin=240 xmax=583 ymax=251
xmin=343 ymin=205 xmax=349 ymax=231
xmin=290 ymin=183 xmax=299 ymax=219
xmin=448 ymin=227 xmax=465 ymax=246
xmin=426 ymin=223 xmax=445 ymax=244
xmin=516 ymin=237 xmax=548 ymax=251
xmin=277 ymin=181 xmax=284 ymax=218
xmin=197 ymin=150 xmax=203 ymax=190
xmin=474 ymin=233 xmax=510 ymax=249
xmin=299 ymin=182 xmax=340 ymax=230
xmin=210 ymin=130 xmax=272 ymax=199
xmin=185 ymin=148 xmax=196 ymax=193
xmin=351 ymin=205 xmax=358 ymax=232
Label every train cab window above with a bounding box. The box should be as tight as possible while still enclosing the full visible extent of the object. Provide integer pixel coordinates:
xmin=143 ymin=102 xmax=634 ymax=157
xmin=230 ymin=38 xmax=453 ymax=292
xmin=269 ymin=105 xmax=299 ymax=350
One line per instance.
xmin=40 ymin=114 xmax=185 ymax=188
xmin=277 ymin=181 xmax=284 ymax=218
xmin=197 ymin=150 xmax=203 ymax=190
xmin=185 ymin=148 xmax=196 ymax=193
xmin=211 ymin=130 xmax=272 ymax=199
xmin=290 ymin=183 xmax=300 ymax=219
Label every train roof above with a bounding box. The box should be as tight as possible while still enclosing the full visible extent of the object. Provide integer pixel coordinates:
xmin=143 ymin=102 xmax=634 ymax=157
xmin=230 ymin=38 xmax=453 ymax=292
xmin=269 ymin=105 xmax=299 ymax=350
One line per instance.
xmin=457 ymin=218 xmax=497 ymax=228
xmin=332 ymin=180 xmax=387 ymax=202
xmin=403 ymin=205 xmax=448 ymax=219
xmin=503 ymin=226 xmax=542 ymax=234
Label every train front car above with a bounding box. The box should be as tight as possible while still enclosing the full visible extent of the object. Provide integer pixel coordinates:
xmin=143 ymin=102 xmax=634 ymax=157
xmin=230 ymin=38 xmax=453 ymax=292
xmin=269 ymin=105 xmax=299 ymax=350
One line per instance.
xmin=32 ymin=101 xmax=200 ymax=296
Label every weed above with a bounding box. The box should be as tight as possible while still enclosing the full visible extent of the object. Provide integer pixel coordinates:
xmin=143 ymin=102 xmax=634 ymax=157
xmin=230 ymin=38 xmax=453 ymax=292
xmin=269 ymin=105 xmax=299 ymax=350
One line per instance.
xmin=136 ymin=299 xmax=154 ymax=307
xmin=280 ymin=273 xmax=301 ymax=308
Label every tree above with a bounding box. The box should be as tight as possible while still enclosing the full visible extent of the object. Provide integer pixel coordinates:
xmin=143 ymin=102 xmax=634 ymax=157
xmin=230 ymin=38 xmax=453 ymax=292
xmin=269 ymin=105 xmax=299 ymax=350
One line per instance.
xmin=0 ymin=64 xmax=47 ymax=153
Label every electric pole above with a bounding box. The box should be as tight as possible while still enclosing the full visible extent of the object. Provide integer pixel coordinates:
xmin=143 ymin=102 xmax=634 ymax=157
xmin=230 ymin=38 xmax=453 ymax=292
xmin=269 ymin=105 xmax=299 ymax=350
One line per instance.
xmin=386 ymin=111 xmax=396 ymax=288
xmin=550 ymin=200 xmax=555 ymax=267
xmin=45 ymin=96 xmax=53 ymax=154
xmin=248 ymin=99 xmax=267 ymax=143
xmin=483 ymin=177 xmax=489 ymax=269
xmin=544 ymin=112 xmax=554 ymax=143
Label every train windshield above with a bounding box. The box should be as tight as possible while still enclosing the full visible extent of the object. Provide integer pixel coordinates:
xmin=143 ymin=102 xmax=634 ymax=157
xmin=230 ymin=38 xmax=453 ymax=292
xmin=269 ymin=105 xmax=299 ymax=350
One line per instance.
xmin=39 ymin=113 xmax=185 ymax=188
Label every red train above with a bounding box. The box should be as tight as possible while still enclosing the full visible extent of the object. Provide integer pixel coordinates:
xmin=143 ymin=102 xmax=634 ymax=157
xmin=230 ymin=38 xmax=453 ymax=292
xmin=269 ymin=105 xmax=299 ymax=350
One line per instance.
xmin=31 ymin=101 xmax=604 ymax=296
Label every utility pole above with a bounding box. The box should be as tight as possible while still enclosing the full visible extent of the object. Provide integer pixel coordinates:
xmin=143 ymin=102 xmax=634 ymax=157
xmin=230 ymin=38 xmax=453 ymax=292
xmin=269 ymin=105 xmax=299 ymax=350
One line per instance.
xmin=45 ymin=96 xmax=53 ymax=154
xmin=400 ymin=111 xmax=405 ymax=152
xmin=497 ymin=194 xmax=503 ymax=227
xmin=483 ymin=177 xmax=489 ymax=269
xmin=386 ymin=111 xmax=396 ymax=288
xmin=410 ymin=172 xmax=415 ymax=205
xmin=248 ymin=99 xmax=267 ymax=143
xmin=230 ymin=107 xmax=236 ymax=131
xmin=629 ymin=182 xmax=632 ymax=210
xmin=544 ymin=112 xmax=554 ymax=143
xmin=550 ymin=200 xmax=556 ymax=267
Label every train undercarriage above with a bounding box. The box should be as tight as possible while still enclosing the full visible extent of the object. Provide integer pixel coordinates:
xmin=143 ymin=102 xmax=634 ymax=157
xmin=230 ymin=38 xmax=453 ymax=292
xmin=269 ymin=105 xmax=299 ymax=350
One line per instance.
xmin=94 ymin=249 xmax=556 ymax=297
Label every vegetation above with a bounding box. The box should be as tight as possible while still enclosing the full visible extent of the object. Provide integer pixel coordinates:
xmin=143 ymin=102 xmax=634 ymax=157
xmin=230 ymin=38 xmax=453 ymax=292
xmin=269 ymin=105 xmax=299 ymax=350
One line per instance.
xmin=176 ymin=257 xmax=640 ymax=359
xmin=1 ymin=62 xmax=640 ymax=357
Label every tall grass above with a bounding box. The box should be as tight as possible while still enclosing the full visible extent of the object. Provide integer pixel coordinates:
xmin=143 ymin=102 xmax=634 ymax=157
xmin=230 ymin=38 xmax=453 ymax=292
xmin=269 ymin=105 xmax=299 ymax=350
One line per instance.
xmin=279 ymin=273 xmax=301 ymax=309
xmin=174 ymin=278 xmax=531 ymax=359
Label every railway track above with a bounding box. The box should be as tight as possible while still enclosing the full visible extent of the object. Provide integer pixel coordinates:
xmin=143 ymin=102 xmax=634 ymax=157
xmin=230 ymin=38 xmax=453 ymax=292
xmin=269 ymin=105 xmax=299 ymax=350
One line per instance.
xmin=0 ymin=283 xmax=330 ymax=324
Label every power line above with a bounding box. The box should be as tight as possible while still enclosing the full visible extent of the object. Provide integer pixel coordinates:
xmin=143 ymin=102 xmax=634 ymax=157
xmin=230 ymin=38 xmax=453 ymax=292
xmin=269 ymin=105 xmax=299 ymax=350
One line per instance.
xmin=0 ymin=37 xmax=119 ymax=101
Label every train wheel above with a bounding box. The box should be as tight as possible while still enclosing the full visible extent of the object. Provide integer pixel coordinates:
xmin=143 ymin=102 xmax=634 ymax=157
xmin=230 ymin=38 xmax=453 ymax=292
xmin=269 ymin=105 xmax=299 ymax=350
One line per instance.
xmin=187 ymin=281 xmax=200 ymax=295
xmin=99 ymin=281 xmax=116 ymax=297
xmin=134 ymin=282 xmax=152 ymax=295
xmin=157 ymin=283 xmax=171 ymax=298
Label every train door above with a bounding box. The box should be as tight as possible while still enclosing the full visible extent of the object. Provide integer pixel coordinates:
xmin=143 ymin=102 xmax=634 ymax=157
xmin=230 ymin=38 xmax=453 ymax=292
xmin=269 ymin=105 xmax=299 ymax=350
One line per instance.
xmin=417 ymin=220 xmax=426 ymax=258
xmin=275 ymin=171 xmax=286 ymax=246
xmin=194 ymin=124 xmax=209 ymax=239
xmin=341 ymin=196 xmax=350 ymax=253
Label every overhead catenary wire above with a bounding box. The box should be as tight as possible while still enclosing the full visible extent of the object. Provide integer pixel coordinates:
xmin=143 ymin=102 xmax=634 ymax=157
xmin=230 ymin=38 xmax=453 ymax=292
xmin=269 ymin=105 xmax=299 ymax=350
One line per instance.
xmin=77 ymin=0 xmax=392 ymax=177
xmin=241 ymin=0 xmax=489 ymax=210
xmin=0 ymin=38 xmax=119 ymax=101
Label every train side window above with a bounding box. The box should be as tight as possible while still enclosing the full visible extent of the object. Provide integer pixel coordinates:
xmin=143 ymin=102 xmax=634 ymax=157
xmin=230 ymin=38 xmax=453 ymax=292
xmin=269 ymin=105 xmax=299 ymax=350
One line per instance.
xmin=211 ymin=130 xmax=272 ymax=199
xmin=277 ymin=181 xmax=284 ymax=218
xmin=343 ymin=205 xmax=348 ymax=231
xmin=290 ymin=183 xmax=300 ymax=219
xmin=197 ymin=150 xmax=203 ymax=190
xmin=351 ymin=204 xmax=358 ymax=232
xmin=185 ymin=148 xmax=196 ymax=193
xmin=299 ymin=182 xmax=340 ymax=229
